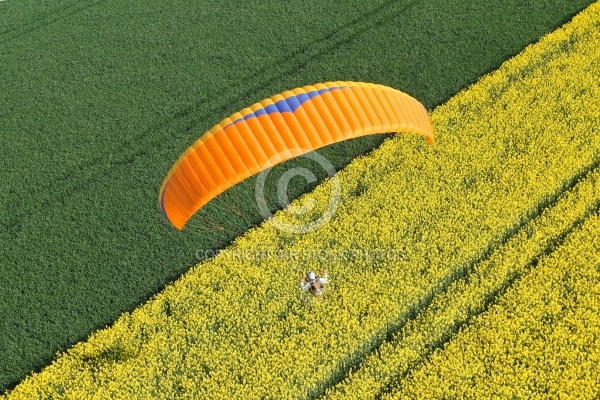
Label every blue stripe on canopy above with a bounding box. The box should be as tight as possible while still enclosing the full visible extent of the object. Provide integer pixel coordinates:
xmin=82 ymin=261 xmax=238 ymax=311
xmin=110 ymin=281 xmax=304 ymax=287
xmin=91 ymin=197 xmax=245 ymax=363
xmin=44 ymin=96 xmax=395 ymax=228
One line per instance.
xmin=225 ymin=85 xmax=348 ymax=129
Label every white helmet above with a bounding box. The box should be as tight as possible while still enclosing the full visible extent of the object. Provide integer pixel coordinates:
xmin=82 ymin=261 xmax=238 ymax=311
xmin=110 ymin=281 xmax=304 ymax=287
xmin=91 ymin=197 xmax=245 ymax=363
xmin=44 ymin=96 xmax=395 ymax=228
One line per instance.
xmin=307 ymin=271 xmax=316 ymax=281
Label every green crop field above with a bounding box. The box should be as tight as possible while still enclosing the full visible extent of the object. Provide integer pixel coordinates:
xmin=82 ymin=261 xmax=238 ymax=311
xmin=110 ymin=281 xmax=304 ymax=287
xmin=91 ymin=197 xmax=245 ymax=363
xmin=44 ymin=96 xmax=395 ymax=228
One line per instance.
xmin=1 ymin=0 xmax=599 ymax=397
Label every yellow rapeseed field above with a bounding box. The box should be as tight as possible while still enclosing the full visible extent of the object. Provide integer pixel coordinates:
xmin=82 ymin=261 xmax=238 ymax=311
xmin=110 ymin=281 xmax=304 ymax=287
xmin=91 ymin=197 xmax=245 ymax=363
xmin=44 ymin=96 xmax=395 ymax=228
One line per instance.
xmin=3 ymin=1 xmax=600 ymax=399
xmin=324 ymin=167 xmax=600 ymax=400
xmin=386 ymin=212 xmax=600 ymax=399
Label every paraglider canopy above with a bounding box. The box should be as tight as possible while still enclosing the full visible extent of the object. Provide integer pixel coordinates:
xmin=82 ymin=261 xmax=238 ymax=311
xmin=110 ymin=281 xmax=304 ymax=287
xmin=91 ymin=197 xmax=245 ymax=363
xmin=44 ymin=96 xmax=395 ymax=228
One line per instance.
xmin=159 ymin=81 xmax=433 ymax=230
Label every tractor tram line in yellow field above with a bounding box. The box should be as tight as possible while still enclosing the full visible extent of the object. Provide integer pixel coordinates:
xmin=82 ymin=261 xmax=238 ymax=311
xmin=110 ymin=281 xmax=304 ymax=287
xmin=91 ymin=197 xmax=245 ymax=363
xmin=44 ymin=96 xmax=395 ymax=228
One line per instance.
xmin=384 ymin=182 xmax=600 ymax=398
xmin=385 ymin=197 xmax=600 ymax=398
xmin=311 ymin=161 xmax=600 ymax=398
xmin=324 ymin=164 xmax=600 ymax=399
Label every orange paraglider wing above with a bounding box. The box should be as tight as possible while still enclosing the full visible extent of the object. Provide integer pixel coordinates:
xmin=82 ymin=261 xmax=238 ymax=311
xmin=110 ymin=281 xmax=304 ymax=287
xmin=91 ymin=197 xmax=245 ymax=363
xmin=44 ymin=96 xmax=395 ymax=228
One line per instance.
xmin=159 ymin=81 xmax=433 ymax=230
